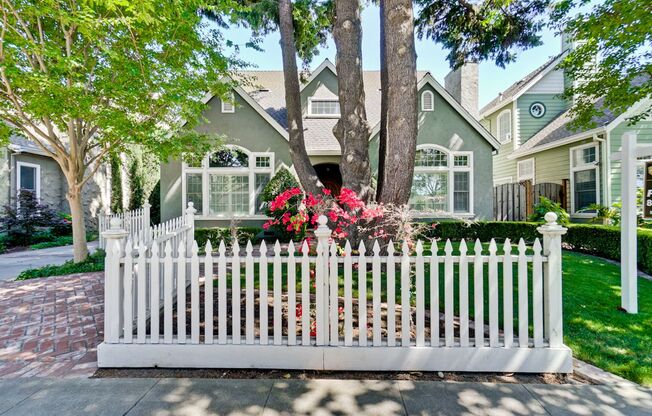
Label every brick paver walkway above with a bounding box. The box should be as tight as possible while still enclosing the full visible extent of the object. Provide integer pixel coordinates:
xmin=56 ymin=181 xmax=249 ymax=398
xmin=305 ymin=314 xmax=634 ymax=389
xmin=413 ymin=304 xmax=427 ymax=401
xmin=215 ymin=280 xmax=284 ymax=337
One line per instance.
xmin=0 ymin=273 xmax=103 ymax=378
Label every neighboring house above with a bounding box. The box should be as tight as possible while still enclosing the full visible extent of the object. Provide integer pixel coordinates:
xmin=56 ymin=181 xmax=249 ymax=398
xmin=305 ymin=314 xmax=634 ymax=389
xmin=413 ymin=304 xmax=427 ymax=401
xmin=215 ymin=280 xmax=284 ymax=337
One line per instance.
xmin=0 ymin=134 xmax=110 ymax=228
xmin=160 ymin=59 xmax=499 ymax=226
xmin=480 ymin=37 xmax=651 ymax=219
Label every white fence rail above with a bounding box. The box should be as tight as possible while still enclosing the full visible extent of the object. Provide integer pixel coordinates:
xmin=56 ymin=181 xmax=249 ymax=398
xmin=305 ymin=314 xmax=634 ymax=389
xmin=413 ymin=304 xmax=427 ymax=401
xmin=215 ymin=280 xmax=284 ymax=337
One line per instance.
xmin=98 ymin=212 xmax=571 ymax=373
xmin=98 ymin=204 xmax=151 ymax=249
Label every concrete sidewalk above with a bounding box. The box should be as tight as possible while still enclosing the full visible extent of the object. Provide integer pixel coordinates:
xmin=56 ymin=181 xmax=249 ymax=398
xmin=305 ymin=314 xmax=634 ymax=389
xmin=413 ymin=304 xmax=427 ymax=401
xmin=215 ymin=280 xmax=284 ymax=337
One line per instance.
xmin=0 ymin=241 xmax=99 ymax=281
xmin=0 ymin=378 xmax=650 ymax=416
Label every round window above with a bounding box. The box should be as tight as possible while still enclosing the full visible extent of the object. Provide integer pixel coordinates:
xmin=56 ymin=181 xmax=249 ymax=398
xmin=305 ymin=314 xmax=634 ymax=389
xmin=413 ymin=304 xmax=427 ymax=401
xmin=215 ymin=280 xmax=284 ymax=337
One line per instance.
xmin=529 ymin=102 xmax=546 ymax=118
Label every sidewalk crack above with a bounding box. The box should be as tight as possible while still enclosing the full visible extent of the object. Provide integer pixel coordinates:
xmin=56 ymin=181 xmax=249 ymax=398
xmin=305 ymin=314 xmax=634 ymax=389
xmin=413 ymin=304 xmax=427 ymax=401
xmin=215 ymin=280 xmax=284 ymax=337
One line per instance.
xmin=123 ymin=379 xmax=160 ymax=416
xmin=522 ymin=384 xmax=553 ymax=416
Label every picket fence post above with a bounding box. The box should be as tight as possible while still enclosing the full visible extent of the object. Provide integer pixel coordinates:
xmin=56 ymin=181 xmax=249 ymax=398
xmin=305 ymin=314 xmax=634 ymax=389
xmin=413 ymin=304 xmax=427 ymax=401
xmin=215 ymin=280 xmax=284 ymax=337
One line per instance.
xmin=102 ymin=218 xmax=128 ymax=343
xmin=537 ymin=212 xmax=567 ymax=348
xmin=185 ymin=201 xmax=196 ymax=254
xmin=143 ymin=201 xmax=151 ymax=243
xmin=313 ymin=215 xmax=331 ymax=345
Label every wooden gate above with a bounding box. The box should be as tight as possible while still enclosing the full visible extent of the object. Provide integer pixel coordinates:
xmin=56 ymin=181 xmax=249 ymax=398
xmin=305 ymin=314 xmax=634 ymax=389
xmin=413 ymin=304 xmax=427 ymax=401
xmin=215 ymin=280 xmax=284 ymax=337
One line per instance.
xmin=494 ymin=181 xmax=567 ymax=221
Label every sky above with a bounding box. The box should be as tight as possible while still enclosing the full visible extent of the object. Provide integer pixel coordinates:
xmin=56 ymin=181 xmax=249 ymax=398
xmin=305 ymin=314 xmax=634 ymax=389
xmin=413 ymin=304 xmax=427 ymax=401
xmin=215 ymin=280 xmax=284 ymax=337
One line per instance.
xmin=222 ymin=4 xmax=563 ymax=109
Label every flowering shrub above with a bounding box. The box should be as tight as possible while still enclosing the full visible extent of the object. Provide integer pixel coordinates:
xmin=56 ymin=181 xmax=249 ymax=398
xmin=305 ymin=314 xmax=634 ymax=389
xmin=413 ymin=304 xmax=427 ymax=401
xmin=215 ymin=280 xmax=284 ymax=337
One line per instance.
xmin=264 ymin=187 xmax=384 ymax=242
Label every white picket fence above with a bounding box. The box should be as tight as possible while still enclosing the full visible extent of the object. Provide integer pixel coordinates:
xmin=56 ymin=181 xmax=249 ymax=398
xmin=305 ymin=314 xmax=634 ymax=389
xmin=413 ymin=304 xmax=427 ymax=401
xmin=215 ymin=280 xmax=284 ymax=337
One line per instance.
xmin=98 ymin=204 xmax=151 ymax=249
xmin=98 ymin=212 xmax=571 ymax=373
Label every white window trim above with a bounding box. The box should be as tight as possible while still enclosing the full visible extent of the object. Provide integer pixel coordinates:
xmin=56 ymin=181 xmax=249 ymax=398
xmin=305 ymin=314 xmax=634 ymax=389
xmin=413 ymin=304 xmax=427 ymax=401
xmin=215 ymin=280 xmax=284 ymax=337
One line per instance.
xmin=569 ymin=142 xmax=600 ymax=216
xmin=221 ymin=92 xmax=235 ymax=113
xmin=497 ymin=109 xmax=512 ymax=144
xmin=181 ymin=145 xmax=274 ymax=219
xmin=16 ymin=161 xmax=41 ymax=200
xmin=410 ymin=144 xmax=474 ymax=216
xmin=421 ymin=90 xmax=435 ymax=112
xmin=307 ymin=97 xmax=341 ymax=118
xmin=495 ymin=176 xmax=513 ymax=185
xmin=517 ymin=158 xmax=535 ymax=183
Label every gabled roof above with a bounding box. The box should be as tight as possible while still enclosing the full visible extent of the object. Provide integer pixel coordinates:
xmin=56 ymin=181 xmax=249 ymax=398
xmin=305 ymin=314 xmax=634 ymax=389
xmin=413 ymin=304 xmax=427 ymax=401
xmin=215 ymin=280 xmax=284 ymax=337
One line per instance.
xmin=480 ymin=52 xmax=566 ymax=118
xmin=203 ymin=59 xmax=498 ymax=154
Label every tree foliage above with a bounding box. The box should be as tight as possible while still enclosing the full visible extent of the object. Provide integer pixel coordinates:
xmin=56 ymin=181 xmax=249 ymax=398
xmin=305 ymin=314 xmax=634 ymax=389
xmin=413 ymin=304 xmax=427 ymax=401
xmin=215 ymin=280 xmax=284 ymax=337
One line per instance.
xmin=551 ymin=0 xmax=651 ymax=129
xmin=128 ymin=156 xmax=145 ymax=211
xmin=0 ymin=0 xmax=239 ymax=260
xmin=415 ymin=0 xmax=552 ymax=68
xmin=109 ymin=153 xmax=123 ymax=213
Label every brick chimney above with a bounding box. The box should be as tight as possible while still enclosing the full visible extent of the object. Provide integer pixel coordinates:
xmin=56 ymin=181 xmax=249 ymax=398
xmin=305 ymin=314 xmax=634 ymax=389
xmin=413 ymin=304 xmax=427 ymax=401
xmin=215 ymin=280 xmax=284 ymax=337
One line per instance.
xmin=444 ymin=62 xmax=479 ymax=119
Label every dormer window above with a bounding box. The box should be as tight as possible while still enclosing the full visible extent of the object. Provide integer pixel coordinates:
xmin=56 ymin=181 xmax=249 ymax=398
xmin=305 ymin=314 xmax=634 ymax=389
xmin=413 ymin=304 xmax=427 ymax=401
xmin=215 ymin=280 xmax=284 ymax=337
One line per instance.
xmin=421 ymin=91 xmax=434 ymax=111
xmin=308 ymin=98 xmax=340 ymax=117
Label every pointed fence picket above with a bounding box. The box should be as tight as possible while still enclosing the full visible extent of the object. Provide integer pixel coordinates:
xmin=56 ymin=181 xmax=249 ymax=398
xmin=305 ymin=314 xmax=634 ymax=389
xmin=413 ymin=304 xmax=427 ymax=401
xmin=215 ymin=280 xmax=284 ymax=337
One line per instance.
xmin=99 ymin=213 xmax=571 ymax=373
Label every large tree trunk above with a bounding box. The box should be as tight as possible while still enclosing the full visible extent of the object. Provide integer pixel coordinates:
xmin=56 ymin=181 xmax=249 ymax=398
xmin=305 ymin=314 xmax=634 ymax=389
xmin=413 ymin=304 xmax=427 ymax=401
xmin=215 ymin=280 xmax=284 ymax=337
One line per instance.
xmin=376 ymin=0 xmax=388 ymax=201
xmin=377 ymin=0 xmax=418 ymax=205
xmin=65 ymin=182 xmax=89 ymax=262
xmin=278 ymin=0 xmax=322 ymax=196
xmin=332 ymin=0 xmax=373 ymax=202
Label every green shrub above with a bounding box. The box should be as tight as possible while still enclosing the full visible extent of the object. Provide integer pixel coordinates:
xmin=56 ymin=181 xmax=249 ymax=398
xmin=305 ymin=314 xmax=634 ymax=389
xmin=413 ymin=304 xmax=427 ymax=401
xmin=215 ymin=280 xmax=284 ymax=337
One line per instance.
xmin=261 ymin=168 xmax=302 ymax=241
xmin=420 ymin=221 xmax=541 ymax=243
xmin=128 ymin=156 xmax=145 ymax=211
xmin=0 ymin=234 xmax=7 ymax=254
xmin=110 ymin=153 xmax=123 ymax=213
xmin=29 ymin=236 xmax=74 ymax=250
xmin=16 ymin=249 xmax=105 ymax=280
xmin=529 ymin=196 xmax=570 ymax=225
xmin=421 ymin=220 xmax=652 ymax=275
xmin=148 ymin=180 xmax=161 ymax=225
xmin=195 ymin=227 xmax=264 ymax=249
xmin=1 ymin=191 xmax=63 ymax=246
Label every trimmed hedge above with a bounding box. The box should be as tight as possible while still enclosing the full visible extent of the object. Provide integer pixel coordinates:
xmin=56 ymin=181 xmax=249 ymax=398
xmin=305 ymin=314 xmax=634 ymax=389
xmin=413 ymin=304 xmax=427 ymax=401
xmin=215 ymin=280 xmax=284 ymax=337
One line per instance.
xmin=195 ymin=227 xmax=264 ymax=249
xmin=421 ymin=221 xmax=652 ymax=275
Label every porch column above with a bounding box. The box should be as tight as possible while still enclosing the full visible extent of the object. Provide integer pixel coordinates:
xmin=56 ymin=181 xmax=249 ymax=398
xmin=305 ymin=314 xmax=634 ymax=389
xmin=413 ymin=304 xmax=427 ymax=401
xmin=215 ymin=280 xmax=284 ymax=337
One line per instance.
xmin=621 ymin=131 xmax=638 ymax=313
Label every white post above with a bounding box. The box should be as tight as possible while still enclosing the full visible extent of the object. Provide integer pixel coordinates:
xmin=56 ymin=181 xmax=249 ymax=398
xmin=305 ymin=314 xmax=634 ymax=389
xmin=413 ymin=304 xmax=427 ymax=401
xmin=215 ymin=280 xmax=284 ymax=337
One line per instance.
xmin=313 ymin=215 xmax=331 ymax=345
xmin=537 ymin=212 xmax=567 ymax=348
xmin=143 ymin=201 xmax=151 ymax=243
xmin=621 ymin=132 xmax=638 ymax=313
xmin=102 ymin=218 xmax=128 ymax=343
xmin=185 ymin=202 xmax=196 ymax=254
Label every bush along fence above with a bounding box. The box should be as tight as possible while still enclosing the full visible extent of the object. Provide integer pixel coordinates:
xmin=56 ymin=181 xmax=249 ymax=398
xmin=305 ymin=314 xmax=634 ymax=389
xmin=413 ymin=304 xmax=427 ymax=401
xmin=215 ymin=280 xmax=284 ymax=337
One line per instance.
xmin=98 ymin=210 xmax=571 ymax=373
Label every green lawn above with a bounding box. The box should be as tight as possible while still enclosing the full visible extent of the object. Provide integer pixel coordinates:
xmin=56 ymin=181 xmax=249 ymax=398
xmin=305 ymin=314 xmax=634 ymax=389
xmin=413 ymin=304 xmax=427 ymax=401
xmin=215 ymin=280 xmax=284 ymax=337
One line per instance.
xmin=561 ymin=251 xmax=652 ymax=386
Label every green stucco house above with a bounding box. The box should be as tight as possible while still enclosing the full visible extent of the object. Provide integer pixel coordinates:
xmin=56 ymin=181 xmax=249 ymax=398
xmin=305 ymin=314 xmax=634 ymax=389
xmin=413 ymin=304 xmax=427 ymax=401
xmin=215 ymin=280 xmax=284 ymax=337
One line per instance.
xmin=480 ymin=40 xmax=652 ymax=219
xmin=160 ymin=59 xmax=499 ymax=227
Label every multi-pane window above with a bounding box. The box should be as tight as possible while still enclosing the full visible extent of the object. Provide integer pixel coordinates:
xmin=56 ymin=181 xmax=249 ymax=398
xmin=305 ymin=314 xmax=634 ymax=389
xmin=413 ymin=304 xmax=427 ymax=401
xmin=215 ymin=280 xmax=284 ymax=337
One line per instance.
xmin=221 ymin=92 xmax=235 ymax=113
xmin=497 ymin=110 xmax=512 ymax=143
xmin=571 ymin=144 xmax=599 ymax=213
xmin=186 ymin=173 xmax=203 ymax=215
xmin=409 ymin=146 xmax=472 ymax=215
xmin=183 ymin=147 xmax=274 ymax=217
xmin=517 ymin=158 xmax=535 ymax=182
xmin=309 ymin=99 xmax=340 ymax=116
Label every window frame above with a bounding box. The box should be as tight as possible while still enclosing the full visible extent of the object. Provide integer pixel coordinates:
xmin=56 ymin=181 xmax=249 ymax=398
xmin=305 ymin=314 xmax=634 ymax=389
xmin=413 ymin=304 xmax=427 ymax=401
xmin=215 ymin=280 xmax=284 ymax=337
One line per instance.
xmin=410 ymin=144 xmax=474 ymax=217
xmin=496 ymin=109 xmax=512 ymax=144
xmin=221 ymin=92 xmax=235 ymax=113
xmin=569 ymin=142 xmax=600 ymax=216
xmin=307 ymin=97 xmax=341 ymax=118
xmin=16 ymin=161 xmax=41 ymax=200
xmin=517 ymin=158 xmax=535 ymax=183
xmin=182 ymin=145 xmax=274 ymax=219
xmin=421 ymin=90 xmax=435 ymax=112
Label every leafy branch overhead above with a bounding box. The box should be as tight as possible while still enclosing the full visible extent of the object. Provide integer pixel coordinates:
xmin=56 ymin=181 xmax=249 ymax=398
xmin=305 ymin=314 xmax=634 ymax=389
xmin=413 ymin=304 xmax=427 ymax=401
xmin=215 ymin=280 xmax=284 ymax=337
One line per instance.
xmin=0 ymin=0 xmax=241 ymax=261
xmin=415 ymin=0 xmax=552 ymax=68
xmin=551 ymin=0 xmax=651 ymax=129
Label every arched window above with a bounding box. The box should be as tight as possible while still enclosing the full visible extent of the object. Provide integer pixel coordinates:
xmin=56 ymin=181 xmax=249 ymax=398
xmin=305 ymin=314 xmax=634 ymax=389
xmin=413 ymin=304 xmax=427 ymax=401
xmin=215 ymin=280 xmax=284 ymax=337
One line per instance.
xmin=421 ymin=90 xmax=435 ymax=112
xmin=409 ymin=145 xmax=473 ymax=214
xmin=183 ymin=146 xmax=274 ymax=217
xmin=497 ymin=109 xmax=512 ymax=143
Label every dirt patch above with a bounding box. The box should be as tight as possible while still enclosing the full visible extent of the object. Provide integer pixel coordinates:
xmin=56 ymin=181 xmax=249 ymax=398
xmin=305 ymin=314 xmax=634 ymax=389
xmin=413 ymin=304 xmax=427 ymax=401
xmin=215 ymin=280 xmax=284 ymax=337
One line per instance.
xmin=93 ymin=367 xmax=587 ymax=384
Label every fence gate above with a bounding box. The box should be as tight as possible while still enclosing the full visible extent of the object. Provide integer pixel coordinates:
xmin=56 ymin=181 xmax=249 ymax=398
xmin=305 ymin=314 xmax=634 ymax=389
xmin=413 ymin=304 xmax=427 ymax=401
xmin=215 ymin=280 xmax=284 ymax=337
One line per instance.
xmin=98 ymin=207 xmax=572 ymax=373
xmin=494 ymin=181 xmax=567 ymax=221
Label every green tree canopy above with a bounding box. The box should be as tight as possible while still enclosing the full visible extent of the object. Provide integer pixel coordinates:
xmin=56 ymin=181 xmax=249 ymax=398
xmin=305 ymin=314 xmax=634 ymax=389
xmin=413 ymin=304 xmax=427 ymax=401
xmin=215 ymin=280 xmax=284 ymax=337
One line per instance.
xmin=0 ymin=0 xmax=240 ymax=260
xmin=552 ymin=0 xmax=651 ymax=129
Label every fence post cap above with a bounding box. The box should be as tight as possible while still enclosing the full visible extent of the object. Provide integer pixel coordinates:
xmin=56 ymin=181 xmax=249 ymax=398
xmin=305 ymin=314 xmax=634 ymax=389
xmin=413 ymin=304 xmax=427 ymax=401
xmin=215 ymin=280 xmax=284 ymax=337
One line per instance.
xmin=314 ymin=215 xmax=330 ymax=239
xmin=186 ymin=201 xmax=197 ymax=215
xmin=102 ymin=217 xmax=128 ymax=239
xmin=537 ymin=211 xmax=567 ymax=236
xmin=144 ymin=201 xmax=152 ymax=208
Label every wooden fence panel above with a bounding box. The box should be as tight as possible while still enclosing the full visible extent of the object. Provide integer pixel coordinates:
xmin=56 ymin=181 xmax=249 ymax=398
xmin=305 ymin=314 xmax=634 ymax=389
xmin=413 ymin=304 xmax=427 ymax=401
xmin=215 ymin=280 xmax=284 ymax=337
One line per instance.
xmin=494 ymin=181 xmax=567 ymax=221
